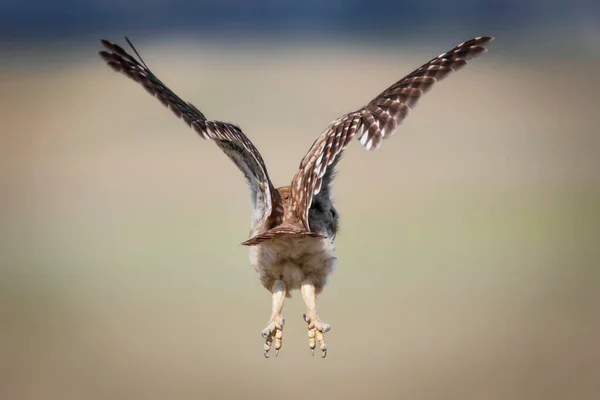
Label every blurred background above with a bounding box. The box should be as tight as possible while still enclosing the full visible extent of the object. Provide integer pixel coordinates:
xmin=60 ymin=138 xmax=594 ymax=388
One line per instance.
xmin=1 ymin=1 xmax=599 ymax=399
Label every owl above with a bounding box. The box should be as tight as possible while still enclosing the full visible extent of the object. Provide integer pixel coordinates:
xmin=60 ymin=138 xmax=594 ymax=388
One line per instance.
xmin=99 ymin=36 xmax=492 ymax=358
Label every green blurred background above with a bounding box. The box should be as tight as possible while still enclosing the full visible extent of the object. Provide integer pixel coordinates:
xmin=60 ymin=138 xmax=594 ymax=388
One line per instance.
xmin=1 ymin=1 xmax=599 ymax=399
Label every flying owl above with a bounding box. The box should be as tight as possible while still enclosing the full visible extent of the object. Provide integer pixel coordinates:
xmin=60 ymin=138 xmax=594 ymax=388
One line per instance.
xmin=99 ymin=35 xmax=493 ymax=358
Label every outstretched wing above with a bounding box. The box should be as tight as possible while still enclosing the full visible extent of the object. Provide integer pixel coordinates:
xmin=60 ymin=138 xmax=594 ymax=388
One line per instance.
xmin=288 ymin=36 xmax=493 ymax=230
xmin=99 ymin=39 xmax=280 ymax=225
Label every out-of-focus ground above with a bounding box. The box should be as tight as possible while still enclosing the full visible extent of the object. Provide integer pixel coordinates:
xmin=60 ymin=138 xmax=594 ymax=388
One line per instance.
xmin=1 ymin=39 xmax=599 ymax=399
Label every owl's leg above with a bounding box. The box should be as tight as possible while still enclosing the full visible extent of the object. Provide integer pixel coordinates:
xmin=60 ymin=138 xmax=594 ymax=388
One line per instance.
xmin=261 ymin=280 xmax=286 ymax=358
xmin=301 ymin=279 xmax=331 ymax=358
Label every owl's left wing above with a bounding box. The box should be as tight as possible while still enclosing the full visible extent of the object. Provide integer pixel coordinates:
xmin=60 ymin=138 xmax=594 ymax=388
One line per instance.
xmin=288 ymin=36 xmax=493 ymax=230
xmin=98 ymin=39 xmax=281 ymax=226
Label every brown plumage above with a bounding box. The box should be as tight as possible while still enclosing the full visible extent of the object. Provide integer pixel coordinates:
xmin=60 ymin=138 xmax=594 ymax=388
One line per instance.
xmin=99 ymin=36 xmax=493 ymax=357
xmin=288 ymin=36 xmax=492 ymax=230
xmin=99 ymin=39 xmax=282 ymax=232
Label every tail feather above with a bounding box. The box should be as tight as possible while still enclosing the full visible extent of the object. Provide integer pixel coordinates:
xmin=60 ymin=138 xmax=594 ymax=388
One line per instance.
xmin=242 ymin=226 xmax=325 ymax=246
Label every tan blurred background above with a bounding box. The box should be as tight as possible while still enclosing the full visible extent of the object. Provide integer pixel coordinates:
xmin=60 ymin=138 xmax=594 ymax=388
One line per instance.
xmin=1 ymin=3 xmax=600 ymax=399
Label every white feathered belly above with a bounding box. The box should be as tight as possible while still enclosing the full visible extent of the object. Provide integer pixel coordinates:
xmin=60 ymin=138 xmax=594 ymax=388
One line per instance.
xmin=249 ymin=236 xmax=336 ymax=294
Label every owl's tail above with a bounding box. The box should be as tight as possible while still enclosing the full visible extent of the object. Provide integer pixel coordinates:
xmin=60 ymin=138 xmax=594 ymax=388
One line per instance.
xmin=241 ymin=226 xmax=325 ymax=246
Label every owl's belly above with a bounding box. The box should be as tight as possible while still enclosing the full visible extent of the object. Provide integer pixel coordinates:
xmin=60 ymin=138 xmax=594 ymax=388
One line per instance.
xmin=249 ymin=236 xmax=336 ymax=294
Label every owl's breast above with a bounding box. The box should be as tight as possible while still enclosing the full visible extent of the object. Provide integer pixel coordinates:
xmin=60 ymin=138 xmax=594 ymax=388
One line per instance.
xmin=249 ymin=236 xmax=336 ymax=294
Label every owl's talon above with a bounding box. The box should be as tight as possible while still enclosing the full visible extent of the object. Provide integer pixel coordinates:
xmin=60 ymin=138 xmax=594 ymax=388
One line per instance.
xmin=304 ymin=314 xmax=331 ymax=358
xmin=262 ymin=316 xmax=284 ymax=358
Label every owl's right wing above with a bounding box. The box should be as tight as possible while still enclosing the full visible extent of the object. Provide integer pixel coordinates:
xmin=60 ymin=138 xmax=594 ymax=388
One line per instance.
xmin=99 ymin=39 xmax=281 ymax=225
xmin=288 ymin=36 xmax=493 ymax=230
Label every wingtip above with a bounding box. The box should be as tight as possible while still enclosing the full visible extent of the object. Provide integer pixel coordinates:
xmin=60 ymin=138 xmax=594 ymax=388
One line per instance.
xmin=99 ymin=39 xmax=114 ymax=49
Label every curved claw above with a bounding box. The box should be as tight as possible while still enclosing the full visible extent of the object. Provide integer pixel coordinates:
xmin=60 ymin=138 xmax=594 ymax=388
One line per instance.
xmin=264 ymin=350 xmax=269 ymax=358
xmin=275 ymin=349 xmax=279 ymax=357
xmin=322 ymin=349 xmax=327 ymax=358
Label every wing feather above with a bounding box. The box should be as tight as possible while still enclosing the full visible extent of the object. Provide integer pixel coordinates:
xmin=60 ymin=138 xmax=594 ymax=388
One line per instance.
xmin=98 ymin=39 xmax=280 ymax=225
xmin=288 ymin=36 xmax=493 ymax=230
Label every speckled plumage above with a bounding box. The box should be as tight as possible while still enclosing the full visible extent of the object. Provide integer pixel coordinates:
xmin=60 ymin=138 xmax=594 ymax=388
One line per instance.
xmin=99 ymin=36 xmax=493 ymax=357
